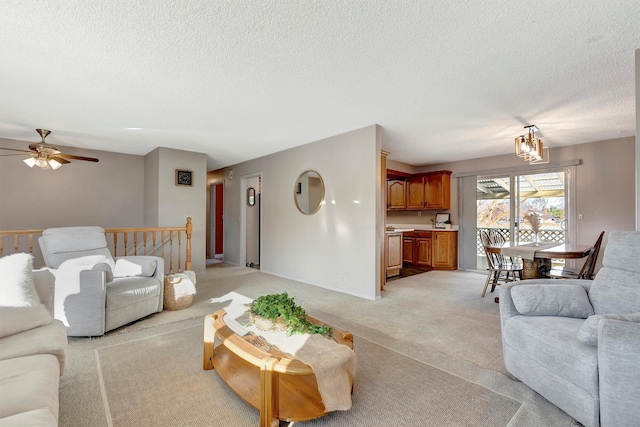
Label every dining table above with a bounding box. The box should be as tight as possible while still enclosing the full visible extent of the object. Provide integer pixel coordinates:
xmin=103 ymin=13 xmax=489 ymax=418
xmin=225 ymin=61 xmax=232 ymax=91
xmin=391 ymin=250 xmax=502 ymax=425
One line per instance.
xmin=485 ymin=242 xmax=593 ymax=279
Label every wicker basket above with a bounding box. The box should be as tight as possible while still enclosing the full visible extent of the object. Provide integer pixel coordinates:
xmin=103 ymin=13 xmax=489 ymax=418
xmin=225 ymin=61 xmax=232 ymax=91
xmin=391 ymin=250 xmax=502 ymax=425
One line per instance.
xmin=249 ymin=313 xmax=288 ymax=332
xmin=163 ymin=274 xmax=195 ymax=310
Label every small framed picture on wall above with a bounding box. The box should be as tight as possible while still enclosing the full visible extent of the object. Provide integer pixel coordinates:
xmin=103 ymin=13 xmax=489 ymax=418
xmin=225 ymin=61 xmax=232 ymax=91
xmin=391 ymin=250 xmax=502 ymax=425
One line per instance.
xmin=175 ymin=169 xmax=193 ymax=186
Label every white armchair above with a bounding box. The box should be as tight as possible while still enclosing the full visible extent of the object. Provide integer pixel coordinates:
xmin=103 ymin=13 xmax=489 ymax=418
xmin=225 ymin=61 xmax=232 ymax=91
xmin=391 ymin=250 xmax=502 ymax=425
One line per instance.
xmin=39 ymin=226 xmax=164 ymax=336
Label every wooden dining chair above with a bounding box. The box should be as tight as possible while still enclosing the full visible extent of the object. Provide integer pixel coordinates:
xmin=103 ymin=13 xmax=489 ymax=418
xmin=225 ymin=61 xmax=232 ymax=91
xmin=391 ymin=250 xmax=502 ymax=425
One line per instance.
xmin=547 ymin=231 xmax=605 ymax=280
xmin=480 ymin=230 xmax=523 ymax=298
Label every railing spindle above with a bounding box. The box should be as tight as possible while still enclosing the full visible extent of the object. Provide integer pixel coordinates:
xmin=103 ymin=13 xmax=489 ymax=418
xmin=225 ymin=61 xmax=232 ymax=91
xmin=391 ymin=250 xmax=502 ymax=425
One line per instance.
xmin=0 ymin=218 xmax=193 ymax=273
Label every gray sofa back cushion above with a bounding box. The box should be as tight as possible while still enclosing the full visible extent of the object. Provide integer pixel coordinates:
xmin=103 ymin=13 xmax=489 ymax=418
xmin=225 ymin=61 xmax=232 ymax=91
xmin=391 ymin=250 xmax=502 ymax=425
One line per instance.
xmin=39 ymin=226 xmax=112 ymax=268
xmin=589 ymin=231 xmax=640 ymax=314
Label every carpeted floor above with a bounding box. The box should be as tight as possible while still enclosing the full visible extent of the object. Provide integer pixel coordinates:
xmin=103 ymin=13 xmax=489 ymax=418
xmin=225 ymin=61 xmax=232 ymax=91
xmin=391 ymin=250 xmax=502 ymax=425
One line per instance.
xmin=61 ymin=264 xmax=576 ymax=426
xmin=63 ymin=319 xmax=521 ymax=426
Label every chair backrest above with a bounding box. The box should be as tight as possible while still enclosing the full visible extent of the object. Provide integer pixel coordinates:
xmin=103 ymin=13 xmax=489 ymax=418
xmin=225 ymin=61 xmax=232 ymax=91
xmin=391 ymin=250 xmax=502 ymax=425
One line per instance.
xmin=480 ymin=230 xmax=514 ymax=269
xmin=39 ymin=226 xmax=113 ymax=268
xmin=576 ymin=231 xmax=605 ymax=279
xmin=589 ymin=231 xmax=640 ymax=314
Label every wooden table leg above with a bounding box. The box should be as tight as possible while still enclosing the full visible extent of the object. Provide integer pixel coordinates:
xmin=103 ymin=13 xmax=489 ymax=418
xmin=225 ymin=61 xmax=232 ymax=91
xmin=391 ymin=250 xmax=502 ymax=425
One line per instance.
xmin=260 ymin=356 xmax=280 ymax=427
xmin=203 ymin=314 xmax=216 ymax=370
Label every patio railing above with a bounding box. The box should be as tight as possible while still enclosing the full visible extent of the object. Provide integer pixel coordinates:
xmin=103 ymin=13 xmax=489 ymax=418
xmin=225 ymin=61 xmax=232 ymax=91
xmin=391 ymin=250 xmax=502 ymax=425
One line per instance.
xmin=477 ymin=227 xmax=565 ymax=256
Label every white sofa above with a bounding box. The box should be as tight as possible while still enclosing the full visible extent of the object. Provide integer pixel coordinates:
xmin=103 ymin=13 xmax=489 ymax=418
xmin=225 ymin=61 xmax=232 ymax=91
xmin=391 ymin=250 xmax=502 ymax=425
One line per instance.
xmin=0 ymin=268 xmax=68 ymax=426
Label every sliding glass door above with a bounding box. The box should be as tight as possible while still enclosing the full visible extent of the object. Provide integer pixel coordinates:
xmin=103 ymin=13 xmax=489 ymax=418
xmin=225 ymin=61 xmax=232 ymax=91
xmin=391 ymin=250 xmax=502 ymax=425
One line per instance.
xmin=477 ymin=171 xmax=568 ymax=269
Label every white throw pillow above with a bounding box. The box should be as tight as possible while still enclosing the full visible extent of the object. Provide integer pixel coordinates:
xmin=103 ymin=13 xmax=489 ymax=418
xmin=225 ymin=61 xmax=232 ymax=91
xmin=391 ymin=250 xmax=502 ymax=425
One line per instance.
xmin=0 ymin=253 xmax=39 ymax=307
xmin=0 ymin=305 xmax=52 ymax=338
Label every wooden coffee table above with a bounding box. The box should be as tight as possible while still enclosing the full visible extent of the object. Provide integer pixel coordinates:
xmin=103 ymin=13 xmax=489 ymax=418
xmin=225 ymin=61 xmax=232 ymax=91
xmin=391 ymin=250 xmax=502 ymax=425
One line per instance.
xmin=203 ymin=309 xmax=354 ymax=427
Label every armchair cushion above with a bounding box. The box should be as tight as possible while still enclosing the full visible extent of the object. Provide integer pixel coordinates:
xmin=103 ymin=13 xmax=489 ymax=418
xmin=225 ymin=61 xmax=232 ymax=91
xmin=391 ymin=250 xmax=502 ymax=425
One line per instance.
xmin=511 ymin=284 xmax=594 ymax=318
xmin=39 ymin=226 xmax=113 ymax=268
xmin=113 ymin=258 xmax=157 ymax=277
xmin=58 ymin=254 xmax=115 ymax=270
xmin=577 ymin=313 xmax=640 ymax=346
xmin=0 ymin=253 xmax=39 ymax=307
xmin=588 ymin=230 xmax=640 ymax=314
xmin=57 ymin=255 xmax=114 ymax=283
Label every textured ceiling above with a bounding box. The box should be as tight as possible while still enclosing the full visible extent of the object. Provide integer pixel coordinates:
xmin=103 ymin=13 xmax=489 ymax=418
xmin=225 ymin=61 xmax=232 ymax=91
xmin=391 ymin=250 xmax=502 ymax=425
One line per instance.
xmin=1 ymin=1 xmax=639 ymax=170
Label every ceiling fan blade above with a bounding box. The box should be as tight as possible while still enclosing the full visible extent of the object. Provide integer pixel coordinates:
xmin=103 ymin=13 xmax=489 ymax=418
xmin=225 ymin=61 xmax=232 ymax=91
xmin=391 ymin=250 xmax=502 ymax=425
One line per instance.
xmin=58 ymin=153 xmax=99 ymax=162
xmin=0 ymin=147 xmax=31 ymax=153
xmin=0 ymin=153 xmax=31 ymax=157
xmin=50 ymin=155 xmax=71 ymax=164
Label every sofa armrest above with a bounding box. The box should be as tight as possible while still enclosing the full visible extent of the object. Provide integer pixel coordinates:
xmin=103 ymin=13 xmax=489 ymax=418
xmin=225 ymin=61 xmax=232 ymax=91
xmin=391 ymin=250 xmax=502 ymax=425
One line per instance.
xmin=115 ymin=255 xmax=165 ymax=312
xmin=47 ymin=268 xmax=107 ymax=336
xmin=598 ymin=319 xmax=640 ymax=427
xmin=32 ymin=270 xmax=56 ymax=315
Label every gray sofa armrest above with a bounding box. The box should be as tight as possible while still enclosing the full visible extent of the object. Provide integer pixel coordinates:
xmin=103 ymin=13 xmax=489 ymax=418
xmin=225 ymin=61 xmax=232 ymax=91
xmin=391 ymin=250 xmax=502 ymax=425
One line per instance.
xmin=32 ymin=270 xmax=56 ymax=315
xmin=115 ymin=255 xmax=165 ymax=312
xmin=598 ymin=319 xmax=640 ymax=427
xmin=48 ymin=268 xmax=107 ymax=336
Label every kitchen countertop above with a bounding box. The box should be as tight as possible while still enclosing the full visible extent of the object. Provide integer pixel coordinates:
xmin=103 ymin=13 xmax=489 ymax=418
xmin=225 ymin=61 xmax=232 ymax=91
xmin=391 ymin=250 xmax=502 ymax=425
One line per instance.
xmin=387 ymin=223 xmax=459 ymax=232
xmin=385 ymin=228 xmax=414 ymax=234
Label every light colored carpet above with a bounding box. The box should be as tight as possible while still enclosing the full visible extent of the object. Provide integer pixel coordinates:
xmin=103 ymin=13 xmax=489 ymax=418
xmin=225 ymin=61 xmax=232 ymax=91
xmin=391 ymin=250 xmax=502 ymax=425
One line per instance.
xmin=62 ymin=317 xmax=521 ymax=426
xmin=62 ymin=264 xmax=576 ymax=426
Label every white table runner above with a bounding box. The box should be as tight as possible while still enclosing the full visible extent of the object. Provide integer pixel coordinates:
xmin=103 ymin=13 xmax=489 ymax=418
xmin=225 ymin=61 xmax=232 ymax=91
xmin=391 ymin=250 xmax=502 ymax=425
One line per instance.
xmin=500 ymin=242 xmax=557 ymax=261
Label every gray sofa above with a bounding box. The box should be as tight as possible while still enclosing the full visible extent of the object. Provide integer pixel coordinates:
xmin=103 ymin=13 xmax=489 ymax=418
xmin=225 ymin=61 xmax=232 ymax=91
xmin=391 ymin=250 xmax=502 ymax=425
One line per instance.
xmin=0 ymin=270 xmax=68 ymax=426
xmin=499 ymin=230 xmax=640 ymax=427
xmin=39 ymin=226 xmax=165 ymax=336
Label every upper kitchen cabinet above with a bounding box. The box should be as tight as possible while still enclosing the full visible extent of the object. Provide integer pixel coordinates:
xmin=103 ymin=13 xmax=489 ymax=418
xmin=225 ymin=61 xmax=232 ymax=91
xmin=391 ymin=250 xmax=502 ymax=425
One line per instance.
xmin=387 ymin=180 xmax=407 ymax=209
xmin=406 ymin=170 xmax=451 ymax=210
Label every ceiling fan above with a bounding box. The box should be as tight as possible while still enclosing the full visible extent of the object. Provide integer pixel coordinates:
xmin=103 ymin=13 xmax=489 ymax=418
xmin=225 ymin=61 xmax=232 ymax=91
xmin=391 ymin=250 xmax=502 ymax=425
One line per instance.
xmin=0 ymin=128 xmax=99 ymax=170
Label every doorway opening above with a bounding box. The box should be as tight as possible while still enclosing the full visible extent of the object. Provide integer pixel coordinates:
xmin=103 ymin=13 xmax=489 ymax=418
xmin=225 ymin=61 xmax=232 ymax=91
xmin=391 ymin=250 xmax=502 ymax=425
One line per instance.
xmin=476 ymin=170 xmax=570 ymax=270
xmin=243 ymin=174 xmax=261 ymax=270
xmin=208 ymin=182 xmax=224 ymax=265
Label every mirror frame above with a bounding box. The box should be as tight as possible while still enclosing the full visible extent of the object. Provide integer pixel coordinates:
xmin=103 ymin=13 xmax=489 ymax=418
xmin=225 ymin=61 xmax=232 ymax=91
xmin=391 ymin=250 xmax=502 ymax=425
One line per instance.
xmin=293 ymin=170 xmax=325 ymax=215
xmin=247 ymin=187 xmax=256 ymax=206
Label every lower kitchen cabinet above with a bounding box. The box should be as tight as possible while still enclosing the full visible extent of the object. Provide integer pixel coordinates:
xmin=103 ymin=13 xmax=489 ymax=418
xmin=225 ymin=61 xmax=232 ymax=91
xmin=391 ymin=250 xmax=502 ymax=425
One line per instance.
xmin=432 ymin=231 xmax=458 ymax=270
xmin=386 ymin=232 xmax=403 ymax=278
xmin=403 ymin=230 xmax=457 ymax=270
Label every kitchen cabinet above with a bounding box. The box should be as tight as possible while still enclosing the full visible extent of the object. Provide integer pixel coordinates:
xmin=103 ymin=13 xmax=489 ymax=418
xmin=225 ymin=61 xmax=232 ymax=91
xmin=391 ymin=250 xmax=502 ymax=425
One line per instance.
xmin=386 ymin=180 xmax=407 ymax=209
xmin=432 ymin=231 xmax=458 ymax=269
xmin=404 ymin=170 xmax=451 ymax=210
xmin=386 ymin=232 xmax=403 ymax=278
xmin=403 ymin=230 xmax=457 ymax=270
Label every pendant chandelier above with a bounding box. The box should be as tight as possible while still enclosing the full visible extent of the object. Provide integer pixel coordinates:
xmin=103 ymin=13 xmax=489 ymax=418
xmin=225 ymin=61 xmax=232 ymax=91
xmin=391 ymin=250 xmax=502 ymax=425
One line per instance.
xmin=514 ymin=125 xmax=549 ymax=164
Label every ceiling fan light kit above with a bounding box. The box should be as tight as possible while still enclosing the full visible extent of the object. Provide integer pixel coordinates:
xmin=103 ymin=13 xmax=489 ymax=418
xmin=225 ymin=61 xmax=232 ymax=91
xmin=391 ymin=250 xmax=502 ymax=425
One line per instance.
xmin=514 ymin=125 xmax=550 ymax=165
xmin=0 ymin=128 xmax=99 ymax=170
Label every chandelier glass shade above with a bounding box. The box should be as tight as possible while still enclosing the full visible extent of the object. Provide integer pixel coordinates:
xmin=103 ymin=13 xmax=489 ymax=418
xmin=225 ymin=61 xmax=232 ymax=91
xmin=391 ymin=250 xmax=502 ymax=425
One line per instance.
xmin=23 ymin=153 xmax=62 ymax=170
xmin=514 ymin=125 xmax=549 ymax=164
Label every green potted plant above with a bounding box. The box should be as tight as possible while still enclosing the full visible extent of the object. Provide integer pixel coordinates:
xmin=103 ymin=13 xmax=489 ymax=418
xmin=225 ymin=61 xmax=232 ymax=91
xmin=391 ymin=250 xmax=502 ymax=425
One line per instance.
xmin=248 ymin=292 xmax=333 ymax=337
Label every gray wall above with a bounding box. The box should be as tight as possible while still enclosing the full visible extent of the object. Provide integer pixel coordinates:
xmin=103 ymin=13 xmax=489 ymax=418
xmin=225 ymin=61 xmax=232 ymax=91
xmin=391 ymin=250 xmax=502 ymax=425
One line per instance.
xmin=0 ymin=138 xmax=144 ymax=229
xmin=208 ymin=125 xmax=382 ymax=300
xmin=388 ymin=136 xmax=636 ymax=269
xmin=153 ymin=147 xmax=207 ymax=273
xmin=0 ymin=139 xmax=207 ymax=273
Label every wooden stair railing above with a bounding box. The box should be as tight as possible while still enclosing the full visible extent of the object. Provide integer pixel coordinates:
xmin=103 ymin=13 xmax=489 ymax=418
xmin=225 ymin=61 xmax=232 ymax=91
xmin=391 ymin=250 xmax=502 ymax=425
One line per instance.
xmin=0 ymin=218 xmax=192 ymax=274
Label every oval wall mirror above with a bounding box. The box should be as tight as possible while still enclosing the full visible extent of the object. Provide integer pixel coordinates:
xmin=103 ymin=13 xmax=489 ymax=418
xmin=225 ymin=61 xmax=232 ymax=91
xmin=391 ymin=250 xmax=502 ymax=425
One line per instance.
xmin=294 ymin=170 xmax=325 ymax=215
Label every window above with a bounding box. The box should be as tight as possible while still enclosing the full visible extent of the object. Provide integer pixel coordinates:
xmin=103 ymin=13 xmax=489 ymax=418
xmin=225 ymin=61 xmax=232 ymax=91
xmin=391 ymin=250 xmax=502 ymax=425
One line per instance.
xmin=474 ymin=168 xmax=574 ymax=270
